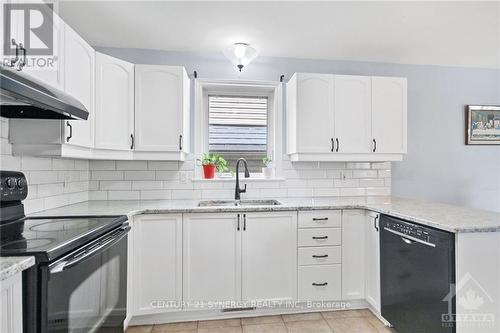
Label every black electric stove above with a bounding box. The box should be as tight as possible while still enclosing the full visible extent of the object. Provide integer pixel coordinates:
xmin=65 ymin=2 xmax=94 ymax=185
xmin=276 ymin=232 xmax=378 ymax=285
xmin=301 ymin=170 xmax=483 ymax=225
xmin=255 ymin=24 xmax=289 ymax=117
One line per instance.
xmin=0 ymin=170 xmax=129 ymax=333
xmin=1 ymin=215 xmax=128 ymax=262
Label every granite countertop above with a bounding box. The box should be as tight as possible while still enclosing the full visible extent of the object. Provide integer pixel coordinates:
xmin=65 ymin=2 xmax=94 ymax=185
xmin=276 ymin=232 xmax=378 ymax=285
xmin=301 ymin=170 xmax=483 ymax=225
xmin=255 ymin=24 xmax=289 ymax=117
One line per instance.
xmin=0 ymin=257 xmax=35 ymax=281
xmin=30 ymin=196 xmax=500 ymax=233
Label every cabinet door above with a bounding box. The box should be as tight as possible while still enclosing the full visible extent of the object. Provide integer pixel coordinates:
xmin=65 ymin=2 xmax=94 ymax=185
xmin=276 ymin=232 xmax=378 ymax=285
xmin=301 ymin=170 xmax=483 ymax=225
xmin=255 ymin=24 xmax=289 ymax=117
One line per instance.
xmin=334 ymin=75 xmax=372 ymax=153
xmin=342 ymin=210 xmax=366 ymax=300
xmin=0 ymin=273 xmax=23 ymax=333
xmin=372 ymin=77 xmax=407 ymax=153
xmin=296 ymin=73 xmax=334 ymax=153
xmin=242 ymin=212 xmax=297 ymax=302
xmin=63 ymin=24 xmax=95 ymax=148
xmin=95 ymin=52 xmax=134 ymax=150
xmin=135 ymin=65 xmax=188 ymax=152
xmin=365 ymin=212 xmax=381 ymax=313
xmin=183 ymin=213 xmax=241 ymax=304
xmin=22 ymin=7 xmax=64 ymax=89
xmin=131 ymin=215 xmax=182 ymax=315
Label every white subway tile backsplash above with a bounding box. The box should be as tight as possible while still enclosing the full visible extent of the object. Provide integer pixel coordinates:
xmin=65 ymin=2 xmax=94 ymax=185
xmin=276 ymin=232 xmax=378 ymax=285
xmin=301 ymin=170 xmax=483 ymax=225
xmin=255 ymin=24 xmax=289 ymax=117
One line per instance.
xmin=100 ymin=181 xmax=132 ymax=191
xmin=359 ymin=178 xmax=385 ymax=187
xmin=90 ymin=160 xmax=116 ymax=170
xmin=372 ymin=162 xmax=391 ymax=169
xmin=346 ymin=162 xmax=371 ymax=169
xmin=117 ymin=161 xmax=148 ymax=170
xmin=333 ymin=179 xmax=360 ymax=188
xmin=366 ymin=187 xmax=391 ymax=196
xmin=313 ymin=188 xmax=341 ymax=197
xmin=156 ymin=171 xmax=180 ymax=180
xmin=340 ymin=188 xmax=366 ymax=196
xmin=89 ymin=191 xmax=108 ymax=200
xmin=124 ymin=170 xmax=156 ymax=180
xmin=22 ymin=156 xmax=52 ymax=171
xmin=52 ymin=159 xmax=75 ymax=170
xmin=132 ymin=181 xmax=162 ymax=190
xmin=140 ymin=190 xmax=172 ymax=200
xmin=287 ymin=188 xmax=314 ymax=197
xmin=352 ymin=170 xmax=378 ymax=178
xmin=148 ymin=161 xmax=179 ymax=170
xmin=171 ymin=190 xmax=201 ymax=200
xmin=91 ymin=171 xmax=124 ymax=180
xmin=108 ymin=191 xmax=140 ymax=200
xmin=29 ymin=171 xmax=58 ymax=184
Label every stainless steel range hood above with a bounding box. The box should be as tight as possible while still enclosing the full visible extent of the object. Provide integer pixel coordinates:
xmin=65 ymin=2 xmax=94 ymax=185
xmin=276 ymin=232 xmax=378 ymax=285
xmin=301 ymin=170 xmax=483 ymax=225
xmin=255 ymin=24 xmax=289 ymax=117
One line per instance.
xmin=0 ymin=66 xmax=88 ymax=120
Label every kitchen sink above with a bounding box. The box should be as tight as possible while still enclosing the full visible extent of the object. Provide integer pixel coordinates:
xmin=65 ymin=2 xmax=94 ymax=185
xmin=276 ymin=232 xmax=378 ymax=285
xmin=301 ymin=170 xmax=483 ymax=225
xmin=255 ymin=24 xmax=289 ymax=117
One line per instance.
xmin=198 ymin=199 xmax=282 ymax=207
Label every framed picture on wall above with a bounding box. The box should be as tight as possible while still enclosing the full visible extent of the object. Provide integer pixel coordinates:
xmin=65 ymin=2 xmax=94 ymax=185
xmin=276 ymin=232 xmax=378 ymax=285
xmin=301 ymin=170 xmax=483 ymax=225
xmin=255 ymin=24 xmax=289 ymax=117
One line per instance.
xmin=466 ymin=105 xmax=500 ymax=145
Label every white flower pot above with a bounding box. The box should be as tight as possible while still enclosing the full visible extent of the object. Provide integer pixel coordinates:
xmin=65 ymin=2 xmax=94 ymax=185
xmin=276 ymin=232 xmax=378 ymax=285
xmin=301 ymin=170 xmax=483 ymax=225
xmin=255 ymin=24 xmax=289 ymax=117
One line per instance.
xmin=262 ymin=167 xmax=274 ymax=179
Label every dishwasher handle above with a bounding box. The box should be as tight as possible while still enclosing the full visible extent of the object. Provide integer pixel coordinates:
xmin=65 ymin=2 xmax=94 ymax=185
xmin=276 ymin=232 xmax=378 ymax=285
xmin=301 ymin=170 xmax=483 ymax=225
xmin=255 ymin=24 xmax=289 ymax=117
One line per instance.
xmin=383 ymin=227 xmax=436 ymax=248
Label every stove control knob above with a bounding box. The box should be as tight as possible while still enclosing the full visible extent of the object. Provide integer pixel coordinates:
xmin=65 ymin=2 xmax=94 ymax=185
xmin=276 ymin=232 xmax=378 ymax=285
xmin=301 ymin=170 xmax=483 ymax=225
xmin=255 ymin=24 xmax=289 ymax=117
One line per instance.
xmin=5 ymin=177 xmax=15 ymax=189
xmin=16 ymin=178 xmax=26 ymax=189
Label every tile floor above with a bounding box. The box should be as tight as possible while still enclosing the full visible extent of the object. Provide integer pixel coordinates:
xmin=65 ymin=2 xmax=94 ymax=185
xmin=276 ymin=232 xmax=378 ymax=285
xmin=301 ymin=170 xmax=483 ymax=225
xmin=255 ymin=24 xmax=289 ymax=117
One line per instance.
xmin=126 ymin=309 xmax=398 ymax=333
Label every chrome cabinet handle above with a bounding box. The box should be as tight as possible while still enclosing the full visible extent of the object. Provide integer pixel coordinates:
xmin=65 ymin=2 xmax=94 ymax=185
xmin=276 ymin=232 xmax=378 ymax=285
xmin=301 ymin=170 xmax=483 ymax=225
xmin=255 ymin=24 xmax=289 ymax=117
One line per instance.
xmin=312 ymin=217 xmax=328 ymax=221
xmin=130 ymin=134 xmax=134 ymax=150
xmin=312 ymin=236 xmax=328 ymax=240
xmin=312 ymin=254 xmax=329 ymax=258
xmin=335 ymin=138 xmax=339 ymax=152
xmin=66 ymin=121 xmax=73 ymax=142
xmin=372 ymin=138 xmax=377 ymax=152
xmin=243 ymin=214 xmax=246 ymax=231
xmin=237 ymin=214 xmax=240 ymax=231
xmin=312 ymin=282 xmax=328 ymax=287
xmin=179 ymin=135 xmax=183 ymax=151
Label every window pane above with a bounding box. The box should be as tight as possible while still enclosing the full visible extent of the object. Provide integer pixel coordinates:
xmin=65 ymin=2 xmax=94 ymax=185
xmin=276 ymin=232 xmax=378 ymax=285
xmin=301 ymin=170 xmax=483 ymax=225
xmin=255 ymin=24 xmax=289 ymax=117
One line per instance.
xmin=208 ymin=95 xmax=268 ymax=172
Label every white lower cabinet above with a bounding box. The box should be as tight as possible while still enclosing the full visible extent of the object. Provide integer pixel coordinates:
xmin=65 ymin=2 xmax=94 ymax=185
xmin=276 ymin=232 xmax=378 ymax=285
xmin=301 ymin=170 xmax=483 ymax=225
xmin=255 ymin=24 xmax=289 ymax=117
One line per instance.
xmin=365 ymin=212 xmax=381 ymax=313
xmin=130 ymin=214 xmax=182 ymax=316
xmin=0 ymin=273 xmax=23 ymax=333
xmin=183 ymin=213 xmax=241 ymax=304
xmin=298 ymin=265 xmax=342 ymax=301
xmin=342 ymin=210 xmax=366 ymax=300
xmin=297 ymin=210 xmax=342 ymax=302
xmin=183 ymin=212 xmax=297 ymax=307
xmin=242 ymin=212 xmax=297 ymax=302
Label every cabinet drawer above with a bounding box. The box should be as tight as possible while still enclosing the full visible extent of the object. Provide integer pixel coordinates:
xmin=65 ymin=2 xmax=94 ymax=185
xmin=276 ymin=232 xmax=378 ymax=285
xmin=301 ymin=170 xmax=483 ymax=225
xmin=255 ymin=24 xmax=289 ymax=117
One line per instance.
xmin=298 ymin=210 xmax=342 ymax=228
xmin=298 ymin=265 xmax=341 ymax=301
xmin=298 ymin=246 xmax=341 ymax=265
xmin=298 ymin=228 xmax=341 ymax=247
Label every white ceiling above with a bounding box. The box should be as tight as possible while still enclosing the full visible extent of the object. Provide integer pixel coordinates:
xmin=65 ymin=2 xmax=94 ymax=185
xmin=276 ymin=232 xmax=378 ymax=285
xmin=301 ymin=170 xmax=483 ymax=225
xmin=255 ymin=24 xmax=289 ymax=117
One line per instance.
xmin=58 ymin=1 xmax=500 ymax=69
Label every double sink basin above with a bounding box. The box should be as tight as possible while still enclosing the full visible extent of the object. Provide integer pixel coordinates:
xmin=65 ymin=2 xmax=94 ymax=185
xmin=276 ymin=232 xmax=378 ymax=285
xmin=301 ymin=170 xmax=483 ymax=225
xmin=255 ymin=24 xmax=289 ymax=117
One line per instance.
xmin=198 ymin=199 xmax=282 ymax=207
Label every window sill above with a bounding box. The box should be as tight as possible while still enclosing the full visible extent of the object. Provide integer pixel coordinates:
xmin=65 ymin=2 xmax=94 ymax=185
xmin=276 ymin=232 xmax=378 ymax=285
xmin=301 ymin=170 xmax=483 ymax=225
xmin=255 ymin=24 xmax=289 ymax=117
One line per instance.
xmin=191 ymin=176 xmax=285 ymax=182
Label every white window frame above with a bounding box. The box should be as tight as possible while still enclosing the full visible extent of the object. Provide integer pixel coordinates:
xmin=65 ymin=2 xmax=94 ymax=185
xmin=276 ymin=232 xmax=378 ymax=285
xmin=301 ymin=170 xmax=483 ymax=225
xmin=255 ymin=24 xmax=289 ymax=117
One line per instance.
xmin=193 ymin=79 xmax=283 ymax=180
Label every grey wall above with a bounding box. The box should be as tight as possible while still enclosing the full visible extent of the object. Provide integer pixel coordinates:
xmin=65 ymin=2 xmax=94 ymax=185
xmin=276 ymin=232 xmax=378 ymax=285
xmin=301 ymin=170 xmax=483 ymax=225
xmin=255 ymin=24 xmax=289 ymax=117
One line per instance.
xmin=96 ymin=47 xmax=500 ymax=212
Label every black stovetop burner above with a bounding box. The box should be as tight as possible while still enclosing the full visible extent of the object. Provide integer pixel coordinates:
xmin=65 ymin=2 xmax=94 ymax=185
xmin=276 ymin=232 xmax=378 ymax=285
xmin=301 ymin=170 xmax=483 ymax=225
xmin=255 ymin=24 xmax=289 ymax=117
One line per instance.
xmin=0 ymin=215 xmax=128 ymax=262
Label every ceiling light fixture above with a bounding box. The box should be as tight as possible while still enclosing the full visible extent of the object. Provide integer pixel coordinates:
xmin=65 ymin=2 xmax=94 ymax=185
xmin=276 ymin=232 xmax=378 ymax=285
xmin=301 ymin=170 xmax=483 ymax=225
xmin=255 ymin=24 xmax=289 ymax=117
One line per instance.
xmin=223 ymin=43 xmax=258 ymax=72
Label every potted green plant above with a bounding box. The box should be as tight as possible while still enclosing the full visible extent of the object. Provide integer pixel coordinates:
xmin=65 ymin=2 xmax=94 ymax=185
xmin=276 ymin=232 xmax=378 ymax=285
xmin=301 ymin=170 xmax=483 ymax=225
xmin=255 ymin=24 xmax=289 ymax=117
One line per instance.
xmin=197 ymin=153 xmax=229 ymax=179
xmin=262 ymin=156 xmax=274 ymax=179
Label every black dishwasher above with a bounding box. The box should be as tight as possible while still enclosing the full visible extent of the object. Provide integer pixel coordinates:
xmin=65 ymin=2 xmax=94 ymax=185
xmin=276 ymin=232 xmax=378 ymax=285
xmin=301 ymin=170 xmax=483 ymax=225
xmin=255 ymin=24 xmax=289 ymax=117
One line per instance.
xmin=380 ymin=214 xmax=455 ymax=333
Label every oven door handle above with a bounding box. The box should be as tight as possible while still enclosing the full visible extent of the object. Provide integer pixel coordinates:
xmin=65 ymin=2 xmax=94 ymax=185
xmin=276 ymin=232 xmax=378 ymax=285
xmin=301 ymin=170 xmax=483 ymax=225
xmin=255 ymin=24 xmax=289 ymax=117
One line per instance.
xmin=49 ymin=225 xmax=130 ymax=273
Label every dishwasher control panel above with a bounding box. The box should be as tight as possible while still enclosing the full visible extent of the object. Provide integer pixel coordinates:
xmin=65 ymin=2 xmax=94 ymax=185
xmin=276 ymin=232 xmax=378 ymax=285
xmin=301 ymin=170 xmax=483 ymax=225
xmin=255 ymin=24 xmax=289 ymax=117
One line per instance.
xmin=385 ymin=220 xmax=431 ymax=243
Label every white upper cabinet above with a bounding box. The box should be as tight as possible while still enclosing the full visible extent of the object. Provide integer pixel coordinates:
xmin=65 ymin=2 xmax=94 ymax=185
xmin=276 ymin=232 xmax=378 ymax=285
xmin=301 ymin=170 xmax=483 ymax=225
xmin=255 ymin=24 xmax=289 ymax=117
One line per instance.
xmin=135 ymin=65 xmax=190 ymax=159
xmin=95 ymin=52 xmax=134 ymax=151
xmin=241 ymin=212 xmax=297 ymax=302
xmin=334 ymin=75 xmax=372 ymax=154
xmin=63 ymin=24 xmax=95 ymax=148
xmin=287 ymin=73 xmax=334 ymax=154
xmin=372 ymin=77 xmax=407 ymax=154
xmin=286 ymin=72 xmax=407 ymax=161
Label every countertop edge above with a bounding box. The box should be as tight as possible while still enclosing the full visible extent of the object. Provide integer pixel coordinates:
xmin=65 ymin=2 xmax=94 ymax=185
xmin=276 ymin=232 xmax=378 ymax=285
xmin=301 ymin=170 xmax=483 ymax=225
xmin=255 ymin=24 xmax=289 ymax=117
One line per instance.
xmin=0 ymin=256 xmax=35 ymax=282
